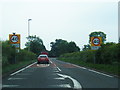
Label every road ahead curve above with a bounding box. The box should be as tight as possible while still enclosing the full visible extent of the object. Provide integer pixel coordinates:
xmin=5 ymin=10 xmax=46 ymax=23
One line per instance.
xmin=2 ymin=58 xmax=119 ymax=90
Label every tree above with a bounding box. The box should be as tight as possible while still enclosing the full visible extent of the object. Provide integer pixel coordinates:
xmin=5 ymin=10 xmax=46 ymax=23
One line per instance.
xmin=67 ymin=41 xmax=80 ymax=53
xmin=82 ymin=44 xmax=91 ymax=51
xmin=50 ymin=39 xmax=80 ymax=57
xmin=89 ymin=31 xmax=106 ymax=44
xmin=25 ymin=35 xmax=46 ymax=55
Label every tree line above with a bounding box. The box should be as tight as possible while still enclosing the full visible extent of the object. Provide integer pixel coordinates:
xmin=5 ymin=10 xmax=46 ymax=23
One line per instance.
xmin=2 ymin=31 xmax=119 ymax=67
xmin=25 ymin=36 xmax=80 ymax=57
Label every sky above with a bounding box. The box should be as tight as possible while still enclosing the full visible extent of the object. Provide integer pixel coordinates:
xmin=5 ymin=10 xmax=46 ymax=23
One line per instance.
xmin=0 ymin=0 xmax=119 ymax=50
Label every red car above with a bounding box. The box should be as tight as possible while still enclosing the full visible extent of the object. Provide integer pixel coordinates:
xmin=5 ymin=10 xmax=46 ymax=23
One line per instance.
xmin=37 ymin=54 xmax=49 ymax=64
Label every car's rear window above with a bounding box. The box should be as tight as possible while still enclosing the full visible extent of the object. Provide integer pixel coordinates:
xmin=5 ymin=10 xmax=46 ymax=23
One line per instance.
xmin=40 ymin=56 xmax=47 ymax=58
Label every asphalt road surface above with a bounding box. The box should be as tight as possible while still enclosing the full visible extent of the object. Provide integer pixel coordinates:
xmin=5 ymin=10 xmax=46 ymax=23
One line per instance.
xmin=2 ymin=58 xmax=119 ymax=90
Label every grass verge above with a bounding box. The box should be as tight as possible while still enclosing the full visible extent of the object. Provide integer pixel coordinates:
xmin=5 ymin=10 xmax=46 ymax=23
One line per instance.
xmin=59 ymin=57 xmax=119 ymax=77
xmin=2 ymin=60 xmax=36 ymax=76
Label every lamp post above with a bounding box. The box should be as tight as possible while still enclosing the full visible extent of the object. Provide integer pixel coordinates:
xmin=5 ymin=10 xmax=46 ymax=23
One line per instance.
xmin=28 ymin=19 xmax=32 ymax=51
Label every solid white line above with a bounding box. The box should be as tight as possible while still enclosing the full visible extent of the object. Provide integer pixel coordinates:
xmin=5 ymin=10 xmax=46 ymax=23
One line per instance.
xmin=88 ymin=69 xmax=113 ymax=78
xmin=10 ymin=62 xmax=37 ymax=76
xmin=71 ymin=63 xmax=113 ymax=78
xmin=57 ymin=73 xmax=82 ymax=89
xmin=72 ymin=64 xmax=87 ymax=70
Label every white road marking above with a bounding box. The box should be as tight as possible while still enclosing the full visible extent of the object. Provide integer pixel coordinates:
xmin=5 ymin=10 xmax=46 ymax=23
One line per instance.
xmin=56 ymin=67 xmax=62 ymax=72
xmin=49 ymin=60 xmax=53 ymax=64
xmin=10 ymin=62 xmax=37 ymax=76
xmin=57 ymin=73 xmax=82 ymax=89
xmin=70 ymin=63 xmax=113 ymax=78
xmin=53 ymin=70 xmax=59 ymax=73
xmin=2 ymin=85 xmax=19 ymax=88
xmin=72 ymin=64 xmax=87 ymax=70
xmin=16 ymin=73 xmax=31 ymax=75
xmin=50 ymin=84 xmax=71 ymax=88
xmin=37 ymin=64 xmax=50 ymax=67
xmin=54 ymin=77 xmax=65 ymax=80
xmin=88 ymin=69 xmax=113 ymax=78
xmin=56 ymin=84 xmax=71 ymax=88
xmin=8 ymin=78 xmax=26 ymax=80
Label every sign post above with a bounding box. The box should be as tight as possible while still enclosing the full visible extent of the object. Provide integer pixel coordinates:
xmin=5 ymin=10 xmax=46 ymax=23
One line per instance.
xmin=9 ymin=33 xmax=20 ymax=63
xmin=90 ymin=37 xmax=102 ymax=64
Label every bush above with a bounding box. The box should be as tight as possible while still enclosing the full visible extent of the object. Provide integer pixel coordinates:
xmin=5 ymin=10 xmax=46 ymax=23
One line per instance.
xmin=2 ymin=40 xmax=36 ymax=66
xmin=96 ymin=43 xmax=120 ymax=64
xmin=60 ymin=42 xmax=119 ymax=65
xmin=16 ymin=50 xmax=36 ymax=62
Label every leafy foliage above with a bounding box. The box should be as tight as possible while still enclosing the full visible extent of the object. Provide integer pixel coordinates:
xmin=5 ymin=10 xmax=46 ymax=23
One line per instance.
xmin=50 ymin=39 xmax=80 ymax=57
xmin=82 ymin=44 xmax=91 ymax=51
xmin=25 ymin=35 xmax=46 ymax=55
xmin=60 ymin=42 xmax=120 ymax=65
xmin=59 ymin=42 xmax=120 ymax=76
xmin=96 ymin=42 xmax=120 ymax=64
xmin=2 ymin=40 xmax=36 ymax=67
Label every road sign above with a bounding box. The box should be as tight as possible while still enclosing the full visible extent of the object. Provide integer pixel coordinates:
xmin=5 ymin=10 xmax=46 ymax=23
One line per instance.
xmin=91 ymin=37 xmax=102 ymax=46
xmin=9 ymin=33 xmax=20 ymax=49
xmin=90 ymin=37 xmax=102 ymax=50
xmin=9 ymin=34 xmax=20 ymax=44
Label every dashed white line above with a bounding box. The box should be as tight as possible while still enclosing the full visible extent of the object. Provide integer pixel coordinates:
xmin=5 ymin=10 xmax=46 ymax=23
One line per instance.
xmin=54 ymin=77 xmax=65 ymax=80
xmin=8 ymin=78 xmax=26 ymax=80
xmin=49 ymin=60 xmax=53 ymax=64
xmin=2 ymin=85 xmax=19 ymax=88
xmin=10 ymin=62 xmax=37 ymax=76
xmin=56 ymin=84 xmax=71 ymax=88
xmin=16 ymin=73 xmax=31 ymax=75
xmin=53 ymin=70 xmax=59 ymax=73
xmin=49 ymin=84 xmax=71 ymax=88
xmin=56 ymin=67 xmax=62 ymax=72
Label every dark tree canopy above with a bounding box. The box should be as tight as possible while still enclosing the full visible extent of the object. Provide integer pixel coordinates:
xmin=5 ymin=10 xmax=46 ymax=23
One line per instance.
xmin=25 ymin=35 xmax=46 ymax=55
xmin=50 ymin=39 xmax=80 ymax=57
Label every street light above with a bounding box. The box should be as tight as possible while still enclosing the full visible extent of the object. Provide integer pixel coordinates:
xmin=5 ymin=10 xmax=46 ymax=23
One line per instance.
xmin=28 ymin=19 xmax=32 ymax=37
xmin=28 ymin=19 xmax=32 ymax=51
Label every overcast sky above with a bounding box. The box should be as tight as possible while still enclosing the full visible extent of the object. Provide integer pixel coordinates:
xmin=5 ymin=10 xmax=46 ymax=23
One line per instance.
xmin=0 ymin=0 xmax=119 ymax=50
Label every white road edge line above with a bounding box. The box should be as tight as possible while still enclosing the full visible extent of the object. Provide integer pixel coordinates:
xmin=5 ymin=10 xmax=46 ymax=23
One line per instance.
xmin=71 ymin=63 xmax=113 ymax=78
xmin=10 ymin=62 xmax=37 ymax=76
xmin=57 ymin=73 xmax=82 ymax=89
xmin=88 ymin=69 xmax=113 ymax=78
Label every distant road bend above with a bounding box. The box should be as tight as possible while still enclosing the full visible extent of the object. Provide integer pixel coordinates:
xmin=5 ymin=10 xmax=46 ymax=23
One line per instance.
xmin=2 ymin=58 xmax=119 ymax=90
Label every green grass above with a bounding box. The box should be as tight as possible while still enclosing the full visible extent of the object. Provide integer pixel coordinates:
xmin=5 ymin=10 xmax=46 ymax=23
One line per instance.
xmin=59 ymin=57 xmax=119 ymax=76
xmin=2 ymin=60 xmax=36 ymax=75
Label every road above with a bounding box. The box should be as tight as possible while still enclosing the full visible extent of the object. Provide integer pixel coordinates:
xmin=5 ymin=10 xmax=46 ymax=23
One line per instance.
xmin=2 ymin=58 xmax=119 ymax=90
